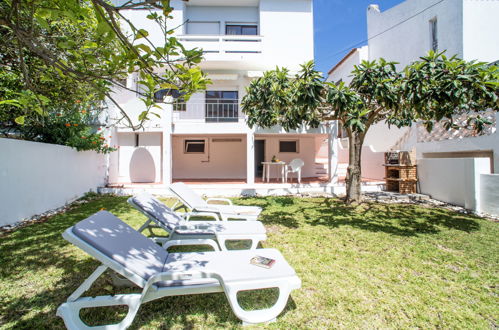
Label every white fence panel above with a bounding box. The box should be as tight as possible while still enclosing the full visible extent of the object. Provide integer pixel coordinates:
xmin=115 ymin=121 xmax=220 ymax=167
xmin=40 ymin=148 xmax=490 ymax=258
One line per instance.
xmin=418 ymin=157 xmax=491 ymax=210
xmin=0 ymin=138 xmax=106 ymax=226
xmin=480 ymin=174 xmax=499 ymax=217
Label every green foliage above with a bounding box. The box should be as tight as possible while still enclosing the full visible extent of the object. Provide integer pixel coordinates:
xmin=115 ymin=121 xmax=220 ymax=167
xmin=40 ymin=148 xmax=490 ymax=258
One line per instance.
xmin=15 ymin=104 xmax=115 ymax=153
xmin=242 ymin=53 xmax=498 ymax=202
xmin=242 ymin=54 xmax=498 ymax=134
xmin=403 ymin=51 xmax=499 ymax=132
xmin=0 ymin=0 xmax=210 ymax=131
xmin=243 ymin=61 xmax=322 ymax=131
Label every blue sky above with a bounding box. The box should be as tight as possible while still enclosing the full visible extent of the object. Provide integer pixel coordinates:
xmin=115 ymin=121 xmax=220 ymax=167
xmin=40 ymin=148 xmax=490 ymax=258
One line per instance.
xmin=313 ymin=0 xmax=405 ymax=76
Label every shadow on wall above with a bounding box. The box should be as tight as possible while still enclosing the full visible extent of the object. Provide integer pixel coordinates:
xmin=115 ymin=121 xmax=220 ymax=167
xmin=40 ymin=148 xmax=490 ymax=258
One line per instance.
xmin=129 ymin=147 xmax=156 ymax=183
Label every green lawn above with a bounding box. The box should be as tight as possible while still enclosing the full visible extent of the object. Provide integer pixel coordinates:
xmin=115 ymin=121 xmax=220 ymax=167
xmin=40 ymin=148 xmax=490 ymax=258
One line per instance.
xmin=0 ymin=195 xmax=498 ymax=329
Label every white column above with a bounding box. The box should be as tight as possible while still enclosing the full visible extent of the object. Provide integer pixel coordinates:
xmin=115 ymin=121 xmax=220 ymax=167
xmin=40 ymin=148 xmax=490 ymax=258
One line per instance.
xmin=328 ymin=122 xmax=339 ymax=184
xmin=246 ymin=132 xmax=255 ymax=184
xmin=161 ymin=100 xmax=173 ymax=185
xmin=106 ymin=126 xmax=120 ymax=185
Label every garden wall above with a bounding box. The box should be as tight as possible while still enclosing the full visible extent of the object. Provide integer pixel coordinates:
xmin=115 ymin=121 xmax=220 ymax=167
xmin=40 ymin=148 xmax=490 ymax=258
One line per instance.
xmin=480 ymin=174 xmax=499 ymax=217
xmin=418 ymin=157 xmax=491 ymax=212
xmin=0 ymin=138 xmax=106 ymax=227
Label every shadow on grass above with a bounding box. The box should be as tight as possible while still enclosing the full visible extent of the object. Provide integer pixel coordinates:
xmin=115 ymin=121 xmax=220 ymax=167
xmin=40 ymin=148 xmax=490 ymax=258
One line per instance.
xmin=234 ymin=196 xmax=481 ymax=236
xmin=0 ymin=195 xmax=297 ymax=328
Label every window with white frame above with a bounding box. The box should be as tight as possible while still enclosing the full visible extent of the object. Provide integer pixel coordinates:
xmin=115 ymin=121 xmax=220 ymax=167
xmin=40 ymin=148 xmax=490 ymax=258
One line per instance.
xmin=225 ymin=24 xmax=258 ymax=36
xmin=173 ymin=97 xmax=186 ymax=112
xmin=184 ymin=139 xmax=206 ymax=154
xmin=279 ymin=140 xmax=299 ymax=153
xmin=430 ymin=17 xmax=438 ymax=51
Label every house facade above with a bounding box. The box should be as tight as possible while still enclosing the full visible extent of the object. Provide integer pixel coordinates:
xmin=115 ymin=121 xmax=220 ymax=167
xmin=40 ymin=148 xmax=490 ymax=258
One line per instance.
xmin=106 ymin=0 xmax=339 ymax=188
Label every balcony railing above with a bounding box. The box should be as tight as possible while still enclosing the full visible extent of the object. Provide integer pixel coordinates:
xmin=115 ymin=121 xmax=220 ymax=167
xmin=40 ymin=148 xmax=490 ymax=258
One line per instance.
xmin=173 ymin=100 xmax=244 ymax=123
xmin=177 ymin=35 xmax=263 ymax=55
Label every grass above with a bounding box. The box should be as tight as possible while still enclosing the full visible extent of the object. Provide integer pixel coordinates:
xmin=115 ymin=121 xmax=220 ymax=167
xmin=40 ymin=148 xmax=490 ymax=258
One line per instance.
xmin=0 ymin=195 xmax=498 ymax=329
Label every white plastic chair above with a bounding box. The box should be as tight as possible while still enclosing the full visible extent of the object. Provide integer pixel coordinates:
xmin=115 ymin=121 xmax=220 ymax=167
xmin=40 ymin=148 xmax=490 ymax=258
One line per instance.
xmin=284 ymin=159 xmax=304 ymax=183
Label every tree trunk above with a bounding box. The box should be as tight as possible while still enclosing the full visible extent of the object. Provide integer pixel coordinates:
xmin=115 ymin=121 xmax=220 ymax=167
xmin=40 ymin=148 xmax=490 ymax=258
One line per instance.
xmin=345 ymin=132 xmax=363 ymax=204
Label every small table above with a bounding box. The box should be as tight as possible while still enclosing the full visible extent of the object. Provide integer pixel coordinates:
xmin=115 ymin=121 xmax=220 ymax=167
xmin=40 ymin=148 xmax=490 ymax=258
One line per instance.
xmin=261 ymin=161 xmax=286 ymax=183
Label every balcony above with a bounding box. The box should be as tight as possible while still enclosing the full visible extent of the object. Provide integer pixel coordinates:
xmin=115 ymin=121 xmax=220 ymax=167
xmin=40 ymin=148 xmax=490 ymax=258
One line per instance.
xmin=173 ymin=100 xmax=245 ymax=123
xmin=177 ymin=35 xmax=263 ymax=63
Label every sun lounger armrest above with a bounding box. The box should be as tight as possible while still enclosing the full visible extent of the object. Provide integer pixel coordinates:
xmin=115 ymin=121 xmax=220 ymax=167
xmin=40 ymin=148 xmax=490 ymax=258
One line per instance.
xmin=144 ymin=270 xmax=222 ymax=292
xmin=206 ymin=198 xmax=233 ymax=205
xmin=182 ymin=212 xmax=221 ymax=221
xmin=162 ymin=239 xmax=220 ymax=251
xmin=191 ymin=205 xmax=224 ymax=215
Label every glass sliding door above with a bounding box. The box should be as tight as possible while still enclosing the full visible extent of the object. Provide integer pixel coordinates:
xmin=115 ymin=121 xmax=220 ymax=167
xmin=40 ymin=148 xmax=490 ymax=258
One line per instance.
xmin=205 ymin=91 xmax=239 ymax=122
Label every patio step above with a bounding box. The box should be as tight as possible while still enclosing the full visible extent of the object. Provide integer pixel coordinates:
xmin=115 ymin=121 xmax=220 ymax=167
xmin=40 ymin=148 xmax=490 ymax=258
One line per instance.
xmin=314 ymin=162 xmax=328 ymax=176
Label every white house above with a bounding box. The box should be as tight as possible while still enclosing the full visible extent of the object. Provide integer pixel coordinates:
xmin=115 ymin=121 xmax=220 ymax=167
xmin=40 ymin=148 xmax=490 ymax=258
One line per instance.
xmin=106 ymin=0 xmax=340 ymax=192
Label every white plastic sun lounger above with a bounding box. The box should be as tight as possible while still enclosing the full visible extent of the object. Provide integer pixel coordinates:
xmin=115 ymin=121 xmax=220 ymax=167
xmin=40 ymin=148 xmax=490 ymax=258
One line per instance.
xmin=128 ymin=193 xmax=267 ymax=250
xmin=57 ymin=211 xmax=301 ymax=328
xmin=169 ymin=182 xmax=262 ymax=221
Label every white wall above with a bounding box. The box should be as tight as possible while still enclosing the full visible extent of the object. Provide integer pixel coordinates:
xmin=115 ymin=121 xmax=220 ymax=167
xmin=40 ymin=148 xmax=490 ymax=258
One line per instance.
xmin=462 ymin=0 xmax=499 ymax=62
xmin=116 ymin=132 xmax=162 ymax=183
xmin=418 ymin=157 xmax=490 ymax=210
xmin=326 ymin=46 xmax=368 ymax=85
xmin=364 ymin=122 xmax=410 ymax=152
xmin=337 ymin=144 xmax=385 ymax=181
xmin=259 ymin=0 xmax=314 ymax=70
xmin=0 ymin=139 xmax=106 ymax=227
xmin=480 ymin=174 xmax=499 ymax=217
xmin=367 ymin=0 xmax=463 ymax=67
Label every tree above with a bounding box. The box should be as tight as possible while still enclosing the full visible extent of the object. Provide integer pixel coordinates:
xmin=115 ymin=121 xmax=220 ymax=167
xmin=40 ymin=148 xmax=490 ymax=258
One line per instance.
xmin=0 ymin=0 xmax=210 ymax=129
xmin=242 ymin=53 xmax=498 ymax=203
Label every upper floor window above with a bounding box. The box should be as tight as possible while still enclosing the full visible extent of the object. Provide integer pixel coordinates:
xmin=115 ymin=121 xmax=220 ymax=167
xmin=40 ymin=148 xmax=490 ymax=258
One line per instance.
xmin=430 ymin=17 xmax=438 ymax=51
xmin=226 ymin=24 xmax=258 ymax=36
xmin=173 ymin=98 xmax=186 ymax=112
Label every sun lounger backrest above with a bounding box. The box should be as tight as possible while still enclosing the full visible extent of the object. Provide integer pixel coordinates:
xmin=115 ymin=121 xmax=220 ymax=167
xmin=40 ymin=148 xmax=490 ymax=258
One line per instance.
xmin=72 ymin=211 xmax=168 ymax=281
xmin=170 ymin=182 xmax=207 ymax=208
xmin=131 ymin=193 xmax=183 ymax=231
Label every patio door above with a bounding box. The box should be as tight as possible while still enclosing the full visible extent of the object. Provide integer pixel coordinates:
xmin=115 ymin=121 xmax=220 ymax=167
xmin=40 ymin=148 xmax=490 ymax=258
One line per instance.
xmin=255 ymin=139 xmax=265 ymax=177
xmin=205 ymin=91 xmax=239 ymax=122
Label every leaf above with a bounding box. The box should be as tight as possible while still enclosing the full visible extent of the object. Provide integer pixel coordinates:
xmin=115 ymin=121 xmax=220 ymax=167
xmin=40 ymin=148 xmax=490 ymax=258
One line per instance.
xmin=83 ymin=41 xmax=98 ymax=49
xmin=135 ymin=44 xmax=152 ymax=54
xmin=135 ymin=29 xmax=149 ymax=40
xmin=14 ymin=116 xmax=25 ymax=125
xmin=0 ymin=100 xmax=22 ymax=107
